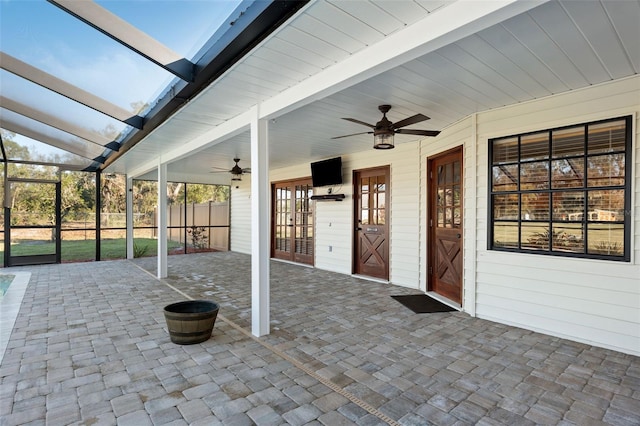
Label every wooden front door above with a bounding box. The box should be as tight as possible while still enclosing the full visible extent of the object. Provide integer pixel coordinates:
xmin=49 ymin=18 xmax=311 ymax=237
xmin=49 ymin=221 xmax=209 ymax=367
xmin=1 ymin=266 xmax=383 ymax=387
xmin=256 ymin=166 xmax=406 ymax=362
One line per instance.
xmin=272 ymin=178 xmax=314 ymax=265
xmin=353 ymin=166 xmax=389 ymax=280
xmin=428 ymin=147 xmax=463 ymax=304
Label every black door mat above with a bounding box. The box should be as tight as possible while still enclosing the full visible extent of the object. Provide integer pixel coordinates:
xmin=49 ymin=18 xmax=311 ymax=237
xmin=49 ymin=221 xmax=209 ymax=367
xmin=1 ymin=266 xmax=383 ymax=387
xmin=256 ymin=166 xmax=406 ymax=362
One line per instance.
xmin=391 ymin=294 xmax=456 ymax=313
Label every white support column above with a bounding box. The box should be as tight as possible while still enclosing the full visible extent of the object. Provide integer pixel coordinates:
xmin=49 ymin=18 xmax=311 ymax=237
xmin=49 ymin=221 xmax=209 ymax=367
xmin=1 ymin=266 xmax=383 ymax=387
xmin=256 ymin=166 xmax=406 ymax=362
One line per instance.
xmin=157 ymin=161 xmax=168 ymax=278
xmin=250 ymin=105 xmax=270 ymax=337
xmin=126 ymin=176 xmax=134 ymax=259
xmin=465 ymin=113 xmax=478 ymax=317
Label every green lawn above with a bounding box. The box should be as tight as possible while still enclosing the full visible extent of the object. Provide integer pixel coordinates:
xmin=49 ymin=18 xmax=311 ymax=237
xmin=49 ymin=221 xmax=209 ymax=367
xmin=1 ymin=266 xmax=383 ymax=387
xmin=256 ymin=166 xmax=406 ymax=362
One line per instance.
xmin=0 ymin=238 xmax=182 ymax=262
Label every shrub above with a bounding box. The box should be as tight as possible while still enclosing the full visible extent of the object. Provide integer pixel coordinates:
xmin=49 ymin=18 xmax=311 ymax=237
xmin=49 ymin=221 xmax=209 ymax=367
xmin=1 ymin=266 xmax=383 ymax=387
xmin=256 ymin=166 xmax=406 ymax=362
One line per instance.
xmin=187 ymin=226 xmax=208 ymax=249
xmin=133 ymin=242 xmax=149 ymax=258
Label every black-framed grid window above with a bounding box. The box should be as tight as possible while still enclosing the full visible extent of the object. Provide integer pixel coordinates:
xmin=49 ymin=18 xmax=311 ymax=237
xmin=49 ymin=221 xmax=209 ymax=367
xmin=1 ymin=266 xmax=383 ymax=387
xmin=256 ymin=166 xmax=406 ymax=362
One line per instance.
xmin=489 ymin=116 xmax=631 ymax=261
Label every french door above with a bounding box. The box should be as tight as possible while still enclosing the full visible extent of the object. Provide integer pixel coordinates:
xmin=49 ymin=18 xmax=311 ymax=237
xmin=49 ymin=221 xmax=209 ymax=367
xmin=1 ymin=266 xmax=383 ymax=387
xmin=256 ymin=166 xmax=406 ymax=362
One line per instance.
xmin=271 ymin=178 xmax=314 ymax=265
xmin=428 ymin=147 xmax=463 ymax=304
xmin=353 ymin=166 xmax=390 ymax=280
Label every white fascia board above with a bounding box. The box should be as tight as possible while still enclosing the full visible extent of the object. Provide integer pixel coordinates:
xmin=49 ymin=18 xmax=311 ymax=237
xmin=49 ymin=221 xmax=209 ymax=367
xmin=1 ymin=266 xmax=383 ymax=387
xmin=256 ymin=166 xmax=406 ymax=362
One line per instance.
xmin=259 ymin=0 xmax=548 ymax=119
xmin=165 ymin=172 xmax=232 ymax=186
xmin=126 ymin=110 xmax=252 ymax=178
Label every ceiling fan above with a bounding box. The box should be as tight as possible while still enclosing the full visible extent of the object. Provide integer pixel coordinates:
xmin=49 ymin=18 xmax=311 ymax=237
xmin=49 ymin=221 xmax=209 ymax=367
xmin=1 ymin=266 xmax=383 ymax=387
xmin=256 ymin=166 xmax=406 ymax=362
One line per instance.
xmin=211 ymin=158 xmax=251 ymax=181
xmin=332 ymin=105 xmax=440 ymax=149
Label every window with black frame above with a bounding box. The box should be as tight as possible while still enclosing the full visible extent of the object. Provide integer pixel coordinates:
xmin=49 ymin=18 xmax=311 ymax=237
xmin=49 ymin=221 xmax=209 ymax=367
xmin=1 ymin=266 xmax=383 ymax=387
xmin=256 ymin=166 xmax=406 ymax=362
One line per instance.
xmin=489 ymin=116 xmax=630 ymax=261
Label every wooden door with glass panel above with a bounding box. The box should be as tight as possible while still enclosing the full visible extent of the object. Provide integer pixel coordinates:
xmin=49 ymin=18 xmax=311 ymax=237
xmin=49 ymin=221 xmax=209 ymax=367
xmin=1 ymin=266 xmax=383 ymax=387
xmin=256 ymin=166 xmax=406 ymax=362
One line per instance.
xmin=428 ymin=147 xmax=463 ymax=304
xmin=272 ymin=178 xmax=314 ymax=265
xmin=353 ymin=166 xmax=389 ymax=280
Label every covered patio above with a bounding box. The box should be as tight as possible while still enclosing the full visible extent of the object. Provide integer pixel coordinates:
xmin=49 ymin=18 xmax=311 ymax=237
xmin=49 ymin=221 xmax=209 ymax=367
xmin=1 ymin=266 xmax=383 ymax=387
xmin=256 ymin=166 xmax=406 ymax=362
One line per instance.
xmin=2 ymin=1 xmax=639 ymax=423
xmin=2 ymin=0 xmax=639 ymax=352
xmin=1 ymin=253 xmax=638 ymax=425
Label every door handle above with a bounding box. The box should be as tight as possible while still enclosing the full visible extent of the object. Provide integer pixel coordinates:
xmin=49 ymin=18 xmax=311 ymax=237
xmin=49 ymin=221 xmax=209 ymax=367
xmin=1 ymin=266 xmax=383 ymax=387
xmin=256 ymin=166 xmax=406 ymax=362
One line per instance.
xmin=457 ymin=233 xmax=461 ymax=238
xmin=357 ymin=227 xmax=362 ymax=231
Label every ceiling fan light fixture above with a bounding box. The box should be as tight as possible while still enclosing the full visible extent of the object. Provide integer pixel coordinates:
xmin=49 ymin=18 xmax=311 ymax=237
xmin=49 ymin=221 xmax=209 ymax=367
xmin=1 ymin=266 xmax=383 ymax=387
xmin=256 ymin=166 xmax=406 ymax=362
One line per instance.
xmin=231 ymin=174 xmax=242 ymax=181
xmin=373 ymin=129 xmax=394 ymax=149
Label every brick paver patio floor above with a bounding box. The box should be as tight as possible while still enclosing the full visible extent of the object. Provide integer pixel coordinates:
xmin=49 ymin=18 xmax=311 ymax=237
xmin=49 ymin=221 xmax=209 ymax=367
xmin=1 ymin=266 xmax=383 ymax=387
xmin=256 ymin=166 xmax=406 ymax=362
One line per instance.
xmin=1 ymin=252 xmax=638 ymax=425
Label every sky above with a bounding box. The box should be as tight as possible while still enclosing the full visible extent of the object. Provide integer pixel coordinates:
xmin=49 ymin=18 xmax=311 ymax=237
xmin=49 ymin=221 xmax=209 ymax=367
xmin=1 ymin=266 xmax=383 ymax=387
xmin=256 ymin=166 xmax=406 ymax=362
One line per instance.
xmin=0 ymin=0 xmax=243 ymax=162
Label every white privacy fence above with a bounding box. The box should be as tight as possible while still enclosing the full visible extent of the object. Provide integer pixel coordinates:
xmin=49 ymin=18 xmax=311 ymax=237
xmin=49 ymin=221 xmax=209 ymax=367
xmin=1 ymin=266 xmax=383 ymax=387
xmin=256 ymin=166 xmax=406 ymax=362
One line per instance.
xmin=158 ymin=201 xmax=230 ymax=251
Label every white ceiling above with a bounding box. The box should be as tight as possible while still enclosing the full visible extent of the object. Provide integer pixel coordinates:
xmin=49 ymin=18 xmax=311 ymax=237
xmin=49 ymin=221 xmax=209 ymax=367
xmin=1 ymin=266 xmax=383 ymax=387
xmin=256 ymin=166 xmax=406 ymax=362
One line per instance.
xmin=109 ymin=0 xmax=640 ymax=183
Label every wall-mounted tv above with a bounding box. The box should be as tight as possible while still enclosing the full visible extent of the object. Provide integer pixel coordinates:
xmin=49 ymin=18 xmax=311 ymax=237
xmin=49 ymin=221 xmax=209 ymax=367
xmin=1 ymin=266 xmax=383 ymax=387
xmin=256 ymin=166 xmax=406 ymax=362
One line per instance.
xmin=310 ymin=157 xmax=342 ymax=187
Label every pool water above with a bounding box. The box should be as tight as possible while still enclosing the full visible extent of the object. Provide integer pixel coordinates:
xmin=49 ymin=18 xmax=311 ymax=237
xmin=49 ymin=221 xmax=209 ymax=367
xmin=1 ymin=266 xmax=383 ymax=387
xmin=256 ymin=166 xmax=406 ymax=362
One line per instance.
xmin=0 ymin=271 xmax=30 ymax=365
xmin=0 ymin=274 xmax=15 ymax=297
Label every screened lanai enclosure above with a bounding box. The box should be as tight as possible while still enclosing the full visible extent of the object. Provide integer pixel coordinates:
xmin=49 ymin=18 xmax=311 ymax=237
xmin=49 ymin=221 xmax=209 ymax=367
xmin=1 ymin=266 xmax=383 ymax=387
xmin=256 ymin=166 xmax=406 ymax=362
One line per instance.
xmin=1 ymin=1 xmax=305 ymax=267
xmin=0 ymin=163 xmax=230 ymax=266
xmin=1 ymin=0 xmax=639 ymax=362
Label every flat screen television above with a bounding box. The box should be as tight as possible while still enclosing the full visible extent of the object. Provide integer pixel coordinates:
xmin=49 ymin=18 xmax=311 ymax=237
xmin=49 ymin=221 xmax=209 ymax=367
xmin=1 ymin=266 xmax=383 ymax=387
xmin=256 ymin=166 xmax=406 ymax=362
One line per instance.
xmin=310 ymin=157 xmax=342 ymax=187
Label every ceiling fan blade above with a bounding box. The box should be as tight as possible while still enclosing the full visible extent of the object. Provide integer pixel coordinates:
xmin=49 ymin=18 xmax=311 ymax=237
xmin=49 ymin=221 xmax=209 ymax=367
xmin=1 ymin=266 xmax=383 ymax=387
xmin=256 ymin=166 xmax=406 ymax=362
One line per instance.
xmin=331 ymin=131 xmax=373 ymax=140
xmin=209 ymin=170 xmax=231 ymax=173
xmin=342 ymin=118 xmax=376 ymax=128
xmin=395 ymin=129 xmax=441 ymax=137
xmin=211 ymin=166 xmax=231 ymax=171
xmin=392 ymin=113 xmax=430 ymax=129
xmin=243 ymin=168 xmax=251 ymax=173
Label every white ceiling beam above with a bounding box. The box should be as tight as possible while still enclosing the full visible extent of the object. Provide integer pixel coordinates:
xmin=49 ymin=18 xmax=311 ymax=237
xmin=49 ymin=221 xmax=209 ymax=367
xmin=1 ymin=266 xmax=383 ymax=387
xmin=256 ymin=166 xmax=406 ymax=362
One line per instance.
xmin=4 ymin=158 xmax=88 ymax=171
xmin=0 ymin=52 xmax=143 ymax=129
xmin=259 ymin=0 xmax=549 ymax=119
xmin=134 ymin=170 xmax=235 ymax=185
xmin=118 ymin=0 xmax=548 ymax=178
xmin=125 ymin=110 xmax=252 ymax=178
xmin=1 ymin=119 xmax=106 ymax=161
xmin=0 ymin=96 xmax=118 ymax=150
xmin=48 ymin=0 xmax=194 ymax=82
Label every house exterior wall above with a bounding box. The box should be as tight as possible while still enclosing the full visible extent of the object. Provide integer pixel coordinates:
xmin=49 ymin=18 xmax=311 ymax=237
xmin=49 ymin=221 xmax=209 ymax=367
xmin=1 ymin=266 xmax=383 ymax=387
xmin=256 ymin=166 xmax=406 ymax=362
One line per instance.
xmin=232 ymin=143 xmax=424 ymax=287
xmin=229 ymin=76 xmax=639 ymax=355
xmin=469 ymin=76 xmax=639 ymax=356
xmin=230 ymin=179 xmax=251 ymax=254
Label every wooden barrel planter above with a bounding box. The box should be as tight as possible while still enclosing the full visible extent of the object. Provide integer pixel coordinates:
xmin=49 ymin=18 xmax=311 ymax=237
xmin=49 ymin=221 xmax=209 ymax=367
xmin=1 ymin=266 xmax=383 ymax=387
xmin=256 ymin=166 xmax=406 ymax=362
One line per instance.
xmin=163 ymin=300 xmax=219 ymax=345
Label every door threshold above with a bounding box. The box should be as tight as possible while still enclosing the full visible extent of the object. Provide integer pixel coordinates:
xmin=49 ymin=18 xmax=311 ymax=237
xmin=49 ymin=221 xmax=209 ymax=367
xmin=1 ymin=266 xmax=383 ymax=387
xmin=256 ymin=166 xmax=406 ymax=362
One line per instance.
xmin=271 ymin=258 xmax=314 ymax=268
xmin=426 ymin=291 xmax=462 ymax=311
xmin=352 ymin=274 xmax=390 ymax=284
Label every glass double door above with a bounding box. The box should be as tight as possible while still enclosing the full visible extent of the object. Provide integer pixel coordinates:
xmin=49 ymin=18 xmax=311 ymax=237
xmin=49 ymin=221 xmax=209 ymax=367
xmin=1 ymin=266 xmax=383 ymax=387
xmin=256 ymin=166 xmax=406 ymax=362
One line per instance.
xmin=4 ymin=179 xmax=61 ymax=266
xmin=272 ymin=178 xmax=314 ymax=265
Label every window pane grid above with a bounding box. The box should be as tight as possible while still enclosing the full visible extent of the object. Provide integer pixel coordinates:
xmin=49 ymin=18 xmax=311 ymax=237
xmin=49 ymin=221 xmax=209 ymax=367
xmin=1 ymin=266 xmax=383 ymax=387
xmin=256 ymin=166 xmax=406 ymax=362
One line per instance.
xmin=436 ymin=161 xmax=462 ymax=229
xmin=489 ymin=117 xmax=629 ymax=260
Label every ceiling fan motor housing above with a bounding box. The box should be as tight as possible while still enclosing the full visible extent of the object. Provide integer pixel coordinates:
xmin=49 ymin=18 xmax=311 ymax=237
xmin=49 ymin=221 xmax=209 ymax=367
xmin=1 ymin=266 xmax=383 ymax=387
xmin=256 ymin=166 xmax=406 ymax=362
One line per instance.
xmin=373 ymin=105 xmax=395 ymax=149
xmin=231 ymin=158 xmax=243 ymax=175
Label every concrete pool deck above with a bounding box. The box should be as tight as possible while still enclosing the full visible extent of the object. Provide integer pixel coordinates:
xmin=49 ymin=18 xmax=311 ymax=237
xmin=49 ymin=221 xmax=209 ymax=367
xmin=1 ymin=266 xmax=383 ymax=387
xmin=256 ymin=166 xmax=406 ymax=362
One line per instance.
xmin=0 ymin=272 xmax=31 ymax=366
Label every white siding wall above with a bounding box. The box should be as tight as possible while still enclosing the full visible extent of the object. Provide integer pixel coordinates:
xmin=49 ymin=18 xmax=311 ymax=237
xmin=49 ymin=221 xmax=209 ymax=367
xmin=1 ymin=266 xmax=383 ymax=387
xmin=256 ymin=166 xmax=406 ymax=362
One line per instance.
xmin=230 ymin=179 xmax=251 ymax=254
xmin=228 ymin=76 xmax=639 ymax=355
xmin=473 ymin=76 xmax=640 ymax=356
xmin=308 ymin=165 xmax=352 ymax=275
xmin=231 ymin=143 xmax=423 ymax=287
xmin=339 ymin=142 xmax=422 ymax=287
xmin=387 ymin=143 xmax=422 ymax=287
